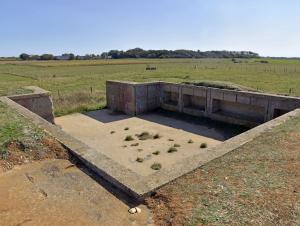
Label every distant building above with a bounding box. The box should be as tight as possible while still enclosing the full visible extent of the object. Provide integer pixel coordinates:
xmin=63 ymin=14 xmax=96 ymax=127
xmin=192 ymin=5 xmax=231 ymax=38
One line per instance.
xmin=55 ymin=55 xmax=71 ymax=60
xmin=55 ymin=53 xmax=75 ymax=60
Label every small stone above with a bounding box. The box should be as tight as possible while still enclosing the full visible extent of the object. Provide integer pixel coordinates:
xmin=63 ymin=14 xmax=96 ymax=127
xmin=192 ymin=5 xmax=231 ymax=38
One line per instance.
xmin=128 ymin=207 xmax=141 ymax=214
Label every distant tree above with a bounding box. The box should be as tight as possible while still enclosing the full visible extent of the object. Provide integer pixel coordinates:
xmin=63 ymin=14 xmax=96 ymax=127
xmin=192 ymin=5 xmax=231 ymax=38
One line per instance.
xmin=108 ymin=50 xmax=122 ymax=59
xmin=19 ymin=53 xmax=30 ymax=60
xmin=30 ymin=55 xmax=40 ymax=60
xmin=61 ymin=53 xmax=75 ymax=60
xmin=40 ymin=54 xmax=54 ymax=60
xmin=69 ymin=53 xmax=75 ymax=60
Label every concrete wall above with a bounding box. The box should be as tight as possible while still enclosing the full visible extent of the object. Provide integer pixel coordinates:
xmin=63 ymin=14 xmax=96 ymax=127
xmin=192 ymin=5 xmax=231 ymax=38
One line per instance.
xmin=8 ymin=86 xmax=55 ymax=123
xmin=107 ymin=80 xmax=300 ymax=127
xmin=106 ymin=81 xmax=161 ymax=115
xmin=161 ymin=82 xmax=300 ymax=127
xmin=106 ymin=81 xmax=136 ymax=115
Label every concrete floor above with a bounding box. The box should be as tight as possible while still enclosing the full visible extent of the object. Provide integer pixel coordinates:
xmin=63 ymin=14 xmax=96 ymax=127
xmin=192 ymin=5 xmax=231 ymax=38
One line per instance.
xmin=55 ymin=109 xmax=228 ymax=176
xmin=0 ymin=159 xmax=151 ymax=226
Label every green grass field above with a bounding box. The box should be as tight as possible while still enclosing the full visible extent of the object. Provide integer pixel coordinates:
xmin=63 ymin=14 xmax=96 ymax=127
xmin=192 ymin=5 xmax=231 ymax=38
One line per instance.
xmin=0 ymin=58 xmax=300 ymax=116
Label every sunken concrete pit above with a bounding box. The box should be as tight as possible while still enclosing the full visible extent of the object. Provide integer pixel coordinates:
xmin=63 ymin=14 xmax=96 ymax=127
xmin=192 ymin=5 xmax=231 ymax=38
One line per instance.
xmin=55 ymin=109 xmax=244 ymax=177
xmin=1 ymin=83 xmax=300 ymax=199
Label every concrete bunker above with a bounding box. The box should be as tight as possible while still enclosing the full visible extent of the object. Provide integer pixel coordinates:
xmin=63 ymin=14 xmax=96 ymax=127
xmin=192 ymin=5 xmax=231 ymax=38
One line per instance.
xmin=2 ymin=82 xmax=300 ymax=199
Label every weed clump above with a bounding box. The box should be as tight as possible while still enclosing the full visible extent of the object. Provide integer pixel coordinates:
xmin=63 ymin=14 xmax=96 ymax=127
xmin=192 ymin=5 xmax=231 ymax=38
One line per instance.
xmin=124 ymin=127 xmax=129 ymax=130
xmin=200 ymin=143 xmax=207 ymax=148
xmin=151 ymin=163 xmax=162 ymax=170
xmin=153 ymin=133 xmax=161 ymax=139
xmin=136 ymin=131 xmax=152 ymax=140
xmin=152 ymin=150 xmax=160 ymax=155
xmin=188 ymin=139 xmax=194 ymax=144
xmin=136 ymin=157 xmax=144 ymax=163
xmin=124 ymin=135 xmax=134 ymax=141
xmin=168 ymin=147 xmax=178 ymax=153
xmin=130 ymin=143 xmax=139 ymax=147
xmin=173 ymin=143 xmax=181 ymax=147
xmin=110 ymin=131 xmax=115 ymax=134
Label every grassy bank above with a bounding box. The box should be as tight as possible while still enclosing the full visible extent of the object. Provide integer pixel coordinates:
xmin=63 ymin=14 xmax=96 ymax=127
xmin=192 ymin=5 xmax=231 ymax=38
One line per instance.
xmin=146 ymin=113 xmax=300 ymax=225
xmin=0 ymin=102 xmax=68 ymax=171
xmin=0 ymin=58 xmax=300 ymax=116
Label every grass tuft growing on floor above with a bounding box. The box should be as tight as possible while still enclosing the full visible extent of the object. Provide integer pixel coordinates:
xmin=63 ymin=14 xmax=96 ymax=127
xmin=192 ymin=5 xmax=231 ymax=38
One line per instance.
xmin=168 ymin=147 xmax=178 ymax=153
xmin=151 ymin=163 xmax=162 ymax=170
xmin=124 ymin=135 xmax=134 ymax=141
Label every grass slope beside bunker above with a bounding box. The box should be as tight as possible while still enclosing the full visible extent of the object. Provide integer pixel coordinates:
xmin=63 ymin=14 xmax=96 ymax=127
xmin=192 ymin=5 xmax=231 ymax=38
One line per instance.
xmin=146 ymin=114 xmax=300 ymax=226
xmin=0 ymin=102 xmax=69 ymax=172
xmin=0 ymin=58 xmax=300 ymax=116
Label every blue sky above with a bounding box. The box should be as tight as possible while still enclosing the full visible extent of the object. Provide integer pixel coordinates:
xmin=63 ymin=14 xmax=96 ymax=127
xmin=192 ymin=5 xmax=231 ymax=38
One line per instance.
xmin=1 ymin=0 xmax=300 ymax=57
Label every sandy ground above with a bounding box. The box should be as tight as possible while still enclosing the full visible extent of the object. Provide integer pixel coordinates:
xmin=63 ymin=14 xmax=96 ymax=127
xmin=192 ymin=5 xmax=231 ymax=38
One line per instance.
xmin=55 ymin=110 xmax=224 ymax=176
xmin=0 ymin=159 xmax=152 ymax=226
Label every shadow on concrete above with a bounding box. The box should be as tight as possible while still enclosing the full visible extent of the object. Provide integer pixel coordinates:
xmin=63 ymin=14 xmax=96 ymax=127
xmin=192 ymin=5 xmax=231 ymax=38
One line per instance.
xmin=69 ymin=155 xmax=143 ymax=207
xmin=139 ymin=109 xmax=249 ymax=141
xmin=83 ymin=109 xmax=132 ymax=123
xmin=83 ymin=109 xmax=248 ymax=141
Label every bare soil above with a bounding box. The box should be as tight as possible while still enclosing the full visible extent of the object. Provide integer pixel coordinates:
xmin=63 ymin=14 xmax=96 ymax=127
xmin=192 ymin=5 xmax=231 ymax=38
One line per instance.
xmin=0 ymin=137 xmax=69 ymax=172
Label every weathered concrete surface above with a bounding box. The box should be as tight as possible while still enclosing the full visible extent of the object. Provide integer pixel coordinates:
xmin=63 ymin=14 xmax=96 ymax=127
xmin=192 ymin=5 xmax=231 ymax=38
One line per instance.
xmin=8 ymin=86 xmax=55 ymax=123
xmin=0 ymin=159 xmax=152 ymax=226
xmin=106 ymin=81 xmax=161 ymax=116
xmin=107 ymin=81 xmax=300 ymax=127
xmin=55 ymin=109 xmax=223 ymax=177
xmin=106 ymin=81 xmax=137 ymax=115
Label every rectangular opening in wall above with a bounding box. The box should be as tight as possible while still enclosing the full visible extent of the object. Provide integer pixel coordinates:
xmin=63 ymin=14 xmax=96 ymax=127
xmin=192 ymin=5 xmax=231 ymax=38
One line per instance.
xmin=163 ymin=91 xmax=179 ymax=106
xmin=273 ymin=108 xmax=289 ymax=118
xmin=183 ymin=94 xmax=205 ymax=111
xmin=212 ymin=99 xmax=265 ymax=124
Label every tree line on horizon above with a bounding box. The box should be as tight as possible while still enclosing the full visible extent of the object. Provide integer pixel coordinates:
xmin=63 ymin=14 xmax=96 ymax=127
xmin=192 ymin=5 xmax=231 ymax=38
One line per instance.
xmin=18 ymin=48 xmax=259 ymax=61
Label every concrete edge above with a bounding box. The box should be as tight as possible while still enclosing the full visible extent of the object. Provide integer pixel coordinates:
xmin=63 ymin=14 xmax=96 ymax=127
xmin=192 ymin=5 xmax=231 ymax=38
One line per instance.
xmin=7 ymin=86 xmax=51 ymax=100
xmin=161 ymin=81 xmax=300 ymax=100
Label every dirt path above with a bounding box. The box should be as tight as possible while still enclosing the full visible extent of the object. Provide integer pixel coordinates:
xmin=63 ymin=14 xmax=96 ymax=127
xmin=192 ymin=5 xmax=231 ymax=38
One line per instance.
xmin=0 ymin=159 xmax=152 ymax=226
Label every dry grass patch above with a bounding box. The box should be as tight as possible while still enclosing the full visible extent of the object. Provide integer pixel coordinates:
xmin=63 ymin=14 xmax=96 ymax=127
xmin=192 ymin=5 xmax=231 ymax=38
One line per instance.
xmin=200 ymin=142 xmax=207 ymax=148
xmin=168 ymin=147 xmax=178 ymax=153
xmin=188 ymin=139 xmax=194 ymax=144
xmin=136 ymin=157 xmax=144 ymax=163
xmin=152 ymin=151 xmax=160 ymax=155
xmin=153 ymin=133 xmax=161 ymax=139
xmin=136 ymin=131 xmax=152 ymax=140
xmin=151 ymin=163 xmax=162 ymax=170
xmin=124 ymin=135 xmax=134 ymax=141
xmin=130 ymin=143 xmax=139 ymax=147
